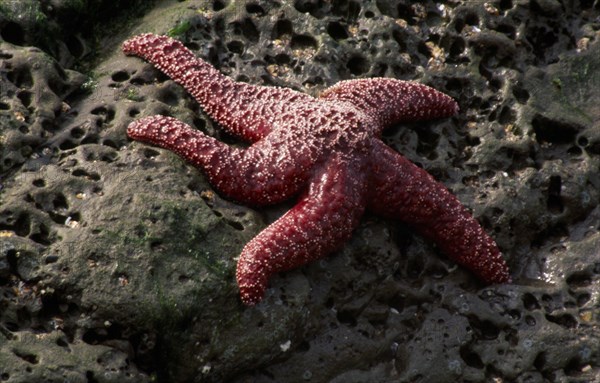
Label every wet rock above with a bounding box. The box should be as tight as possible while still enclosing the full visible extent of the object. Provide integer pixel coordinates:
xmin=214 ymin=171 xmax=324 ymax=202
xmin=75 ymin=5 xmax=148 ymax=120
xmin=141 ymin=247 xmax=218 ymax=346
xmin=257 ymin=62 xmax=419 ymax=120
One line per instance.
xmin=0 ymin=0 xmax=599 ymax=382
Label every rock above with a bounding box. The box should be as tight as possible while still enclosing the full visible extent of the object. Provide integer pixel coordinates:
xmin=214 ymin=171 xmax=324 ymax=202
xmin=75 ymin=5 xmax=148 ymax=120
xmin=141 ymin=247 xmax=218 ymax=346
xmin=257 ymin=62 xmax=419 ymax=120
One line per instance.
xmin=1 ymin=0 xmax=599 ymax=382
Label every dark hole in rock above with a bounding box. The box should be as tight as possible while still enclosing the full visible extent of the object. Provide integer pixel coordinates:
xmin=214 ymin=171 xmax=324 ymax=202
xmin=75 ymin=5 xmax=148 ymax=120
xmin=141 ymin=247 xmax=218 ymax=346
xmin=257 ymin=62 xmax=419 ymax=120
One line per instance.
xmin=41 ymin=119 xmax=59 ymax=132
xmin=111 ymin=71 xmax=130 ymax=82
xmin=327 ymin=22 xmax=348 ymax=40
xmin=499 ymin=0 xmax=513 ymax=10
xmin=274 ymin=53 xmax=290 ymax=65
xmin=472 ymin=319 xmax=500 ymax=340
xmin=59 ymin=140 xmax=78 ymax=150
xmin=13 ymin=350 xmax=39 ymax=364
xmin=0 ymin=22 xmax=25 ymax=45
xmin=512 ymin=85 xmax=530 ymax=103
xmin=213 ymin=0 xmax=227 ymax=11
xmin=227 ymin=40 xmax=244 ymax=54
xmin=44 ymin=254 xmax=59 ymax=264
xmin=128 ymin=107 xmax=140 ymax=117
xmin=178 ymin=275 xmax=190 ymax=283
xmin=81 ymin=135 xmax=99 ymax=145
xmin=532 ymin=114 xmax=579 ymax=145
xmin=547 ymin=175 xmax=563 ymax=214
xmin=449 ymin=38 xmax=466 ymax=57
xmin=567 ymin=146 xmax=582 ymax=155
xmin=225 ymin=219 xmax=244 ymax=231
xmin=30 ymin=224 xmax=51 ymax=245
xmin=65 ymin=35 xmax=85 ymax=58
xmin=336 ymin=309 xmax=358 ymax=327
xmin=102 ymin=139 xmax=118 ymax=149
xmin=587 ymin=139 xmax=600 ymax=155
xmin=7 ymin=66 xmax=33 ymax=88
xmin=545 ymin=313 xmax=578 ymax=329
xmin=576 ymin=293 xmax=590 ymax=307
xmin=4 ymin=322 xmax=19 ymax=332
xmin=534 ymin=351 xmax=546 ymax=370
xmin=53 ymin=193 xmax=69 ymax=211
xmin=150 ymin=241 xmax=163 ymax=251
xmin=56 ymin=336 xmax=69 ymax=348
xmin=16 ymin=90 xmax=31 ymax=106
xmin=100 ymin=152 xmax=118 ymax=163
xmin=577 ymin=136 xmax=588 ymax=147
xmin=6 ymin=249 xmax=19 ymax=277
xmin=11 ymin=212 xmax=31 ymax=237
xmin=235 ymin=18 xmax=259 ymax=43
xmin=32 ymin=179 xmax=45 ymax=187
xmin=347 ymin=55 xmax=369 ymax=75
xmin=143 ymin=148 xmax=160 ymax=159
xmin=291 ymin=34 xmax=318 ymax=50
xmin=157 ymin=89 xmax=179 ymax=106
xmin=72 ymin=169 xmax=101 ymax=181
xmin=273 ymin=19 xmax=293 ymax=39
xmin=246 ymin=3 xmax=265 ymax=15
xmin=70 ymin=127 xmax=85 ymax=139
xmin=0 ymin=102 xmax=9 ymax=110
xmin=460 ymin=345 xmax=484 ymax=368
xmin=525 ymin=315 xmax=536 ymax=326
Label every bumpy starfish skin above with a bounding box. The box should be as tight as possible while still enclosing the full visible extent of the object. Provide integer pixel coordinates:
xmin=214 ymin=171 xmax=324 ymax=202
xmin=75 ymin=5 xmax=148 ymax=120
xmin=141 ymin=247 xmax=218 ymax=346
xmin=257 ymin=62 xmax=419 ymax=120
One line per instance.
xmin=123 ymin=33 xmax=511 ymax=305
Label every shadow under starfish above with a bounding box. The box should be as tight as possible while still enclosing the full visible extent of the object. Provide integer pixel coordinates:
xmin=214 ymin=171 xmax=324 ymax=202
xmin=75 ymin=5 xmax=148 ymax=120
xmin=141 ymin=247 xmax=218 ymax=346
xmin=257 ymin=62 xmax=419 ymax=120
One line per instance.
xmin=122 ymin=33 xmax=511 ymax=305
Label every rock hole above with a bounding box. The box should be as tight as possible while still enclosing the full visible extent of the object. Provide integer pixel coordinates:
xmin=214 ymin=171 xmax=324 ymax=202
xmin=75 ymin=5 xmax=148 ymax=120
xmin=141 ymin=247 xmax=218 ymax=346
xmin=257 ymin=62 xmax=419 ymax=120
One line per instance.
xmin=0 ymin=22 xmax=25 ymax=45
xmin=111 ymin=71 xmax=130 ymax=82
xmin=512 ymin=85 xmax=530 ymax=103
xmin=546 ymin=175 xmax=563 ymax=214
xmin=225 ymin=219 xmax=244 ymax=231
xmin=72 ymin=169 xmax=100 ymax=181
xmin=59 ymin=140 xmax=78 ymax=150
xmin=522 ymin=293 xmax=540 ymax=310
xmin=213 ymin=0 xmax=227 ymax=11
xmin=246 ymin=3 xmax=265 ymax=15
xmin=143 ymin=148 xmax=160 ymax=159
xmin=235 ymin=18 xmax=259 ymax=43
xmin=471 ymin=319 xmax=500 ymax=340
xmin=460 ymin=345 xmax=484 ymax=369
xmin=53 ymin=193 xmax=69 ymax=211
xmin=227 ymin=40 xmax=244 ymax=54
xmin=336 ymin=309 xmax=358 ymax=327
xmin=532 ymin=114 xmax=579 ymax=145
xmin=347 ymin=55 xmax=369 ymax=75
xmin=30 ymin=224 xmax=51 ymax=245
xmin=273 ymin=19 xmax=293 ymax=39
xmin=70 ymin=127 xmax=85 ymax=139
xmin=13 ymin=349 xmax=39 ymax=364
xmin=545 ymin=313 xmax=577 ymax=329
xmin=327 ymin=22 xmax=348 ymax=40
xmin=32 ymin=179 xmax=45 ymax=187
xmin=290 ymin=34 xmax=317 ymax=50
xmin=157 ymin=88 xmax=179 ymax=106
xmin=566 ymin=270 xmax=592 ymax=288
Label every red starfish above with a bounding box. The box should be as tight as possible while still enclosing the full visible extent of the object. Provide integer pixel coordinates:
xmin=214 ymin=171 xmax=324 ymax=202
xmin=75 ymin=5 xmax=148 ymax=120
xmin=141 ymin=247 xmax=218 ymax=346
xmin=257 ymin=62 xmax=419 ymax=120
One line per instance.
xmin=123 ymin=33 xmax=511 ymax=305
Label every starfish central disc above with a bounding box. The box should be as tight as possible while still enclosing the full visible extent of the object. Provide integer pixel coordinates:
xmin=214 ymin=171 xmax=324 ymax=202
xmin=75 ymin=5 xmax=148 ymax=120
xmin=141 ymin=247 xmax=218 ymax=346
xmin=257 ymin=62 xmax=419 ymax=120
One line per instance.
xmin=123 ymin=33 xmax=511 ymax=305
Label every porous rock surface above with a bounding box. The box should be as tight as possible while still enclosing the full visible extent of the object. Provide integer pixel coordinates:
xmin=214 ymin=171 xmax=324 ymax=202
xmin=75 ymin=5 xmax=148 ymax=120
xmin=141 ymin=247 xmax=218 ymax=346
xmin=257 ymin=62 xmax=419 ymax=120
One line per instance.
xmin=1 ymin=0 xmax=599 ymax=382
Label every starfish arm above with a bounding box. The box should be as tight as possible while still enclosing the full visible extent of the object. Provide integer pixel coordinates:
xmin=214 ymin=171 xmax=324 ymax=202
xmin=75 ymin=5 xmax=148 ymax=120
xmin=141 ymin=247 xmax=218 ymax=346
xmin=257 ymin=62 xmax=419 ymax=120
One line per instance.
xmin=122 ymin=33 xmax=314 ymax=142
xmin=319 ymin=78 xmax=459 ymax=135
xmin=367 ymin=139 xmax=511 ymax=284
xmin=127 ymin=116 xmax=310 ymax=205
xmin=236 ymin=154 xmax=368 ymax=305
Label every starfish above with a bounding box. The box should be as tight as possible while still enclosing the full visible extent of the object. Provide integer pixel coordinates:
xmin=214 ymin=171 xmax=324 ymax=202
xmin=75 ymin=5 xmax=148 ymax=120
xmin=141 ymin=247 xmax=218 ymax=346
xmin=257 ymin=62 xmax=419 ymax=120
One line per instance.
xmin=123 ymin=33 xmax=511 ymax=305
